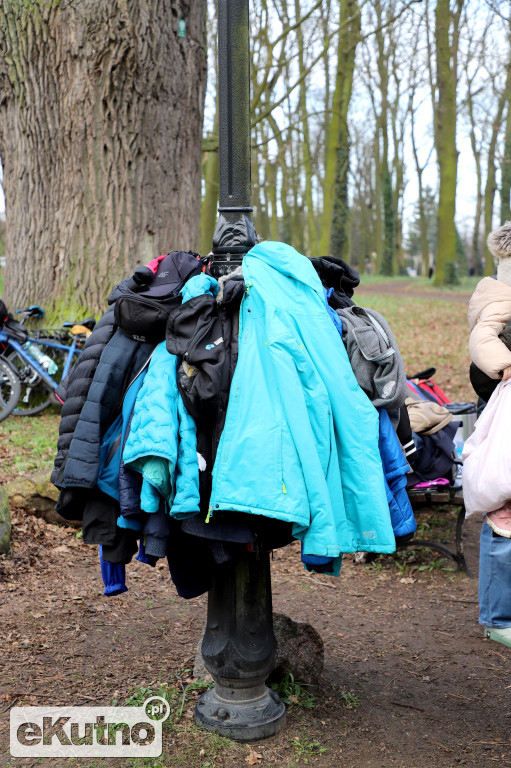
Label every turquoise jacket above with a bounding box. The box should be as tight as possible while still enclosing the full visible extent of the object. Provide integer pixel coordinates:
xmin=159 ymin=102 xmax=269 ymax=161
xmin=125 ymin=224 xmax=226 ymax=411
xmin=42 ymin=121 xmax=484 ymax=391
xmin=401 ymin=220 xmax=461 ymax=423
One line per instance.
xmin=122 ymin=342 xmax=200 ymax=517
xmin=209 ymin=242 xmax=395 ymax=559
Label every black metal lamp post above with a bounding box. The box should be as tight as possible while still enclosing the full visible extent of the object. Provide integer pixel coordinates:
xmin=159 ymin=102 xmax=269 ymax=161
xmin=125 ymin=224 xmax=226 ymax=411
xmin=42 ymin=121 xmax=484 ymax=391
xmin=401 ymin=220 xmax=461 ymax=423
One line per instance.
xmin=194 ymin=0 xmax=286 ymax=742
xmin=208 ymin=0 xmax=257 ymax=275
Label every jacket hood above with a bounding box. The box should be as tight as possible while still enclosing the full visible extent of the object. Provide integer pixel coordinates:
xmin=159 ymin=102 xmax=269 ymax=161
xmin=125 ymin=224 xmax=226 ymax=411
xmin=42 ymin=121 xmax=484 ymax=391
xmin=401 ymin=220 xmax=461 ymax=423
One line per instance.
xmin=310 ymin=255 xmax=360 ymax=302
xmin=247 ymin=241 xmax=323 ymax=296
xmin=468 ymin=276 xmax=511 ymax=329
xmin=108 ymin=277 xmax=133 ymax=305
xmin=181 ymin=273 xmax=219 ymax=302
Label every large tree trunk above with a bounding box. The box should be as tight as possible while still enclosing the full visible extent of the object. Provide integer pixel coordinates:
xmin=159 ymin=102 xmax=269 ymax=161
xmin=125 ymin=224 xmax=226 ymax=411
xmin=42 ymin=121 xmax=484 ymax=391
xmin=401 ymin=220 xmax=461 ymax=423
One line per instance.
xmin=0 ymin=0 xmax=207 ymax=318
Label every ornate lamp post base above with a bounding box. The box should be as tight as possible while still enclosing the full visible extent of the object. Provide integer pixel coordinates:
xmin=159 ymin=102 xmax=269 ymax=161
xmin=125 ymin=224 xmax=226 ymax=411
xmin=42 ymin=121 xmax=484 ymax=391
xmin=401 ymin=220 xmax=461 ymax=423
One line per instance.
xmin=196 ymin=549 xmax=286 ymax=741
xmin=196 ymin=685 xmax=286 ymax=742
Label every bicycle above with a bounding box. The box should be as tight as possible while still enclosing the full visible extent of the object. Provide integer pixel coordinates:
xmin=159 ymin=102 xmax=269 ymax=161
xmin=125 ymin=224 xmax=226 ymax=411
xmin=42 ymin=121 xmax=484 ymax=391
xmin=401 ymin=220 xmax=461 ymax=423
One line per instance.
xmin=0 ymin=356 xmax=21 ymax=422
xmin=0 ymin=306 xmax=96 ymax=416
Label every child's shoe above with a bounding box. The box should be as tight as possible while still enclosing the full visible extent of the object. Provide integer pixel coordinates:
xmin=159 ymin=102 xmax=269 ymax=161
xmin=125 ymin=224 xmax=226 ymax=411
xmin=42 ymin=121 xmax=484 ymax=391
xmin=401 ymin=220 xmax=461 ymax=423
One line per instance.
xmin=484 ymin=627 xmax=511 ymax=647
xmin=485 ymin=504 xmax=511 ymax=538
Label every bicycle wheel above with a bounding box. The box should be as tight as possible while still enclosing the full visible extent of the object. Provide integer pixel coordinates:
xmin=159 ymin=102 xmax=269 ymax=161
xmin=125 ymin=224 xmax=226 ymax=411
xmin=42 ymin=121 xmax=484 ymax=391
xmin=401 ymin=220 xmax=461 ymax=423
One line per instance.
xmin=5 ymin=338 xmax=67 ymax=416
xmin=0 ymin=358 xmax=21 ymax=422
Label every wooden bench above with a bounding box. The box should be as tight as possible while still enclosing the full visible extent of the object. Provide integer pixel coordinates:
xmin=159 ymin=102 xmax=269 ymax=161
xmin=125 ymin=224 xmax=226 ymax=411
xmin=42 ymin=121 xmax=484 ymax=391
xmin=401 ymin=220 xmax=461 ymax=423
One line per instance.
xmin=401 ymin=481 xmax=471 ymax=577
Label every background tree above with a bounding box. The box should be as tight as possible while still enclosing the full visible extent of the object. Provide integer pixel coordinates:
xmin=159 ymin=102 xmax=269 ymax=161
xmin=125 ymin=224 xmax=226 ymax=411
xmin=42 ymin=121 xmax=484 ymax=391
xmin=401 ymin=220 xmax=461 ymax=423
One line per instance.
xmin=0 ymin=0 xmax=207 ymax=317
xmin=431 ymin=0 xmax=464 ymax=287
xmin=326 ymin=0 xmax=361 ymax=262
xmin=406 ymin=186 xmax=437 ymax=270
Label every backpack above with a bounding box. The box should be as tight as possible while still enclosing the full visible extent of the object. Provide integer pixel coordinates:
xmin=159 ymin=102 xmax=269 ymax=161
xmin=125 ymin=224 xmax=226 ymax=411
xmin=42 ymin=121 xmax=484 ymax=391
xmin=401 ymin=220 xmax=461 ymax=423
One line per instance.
xmin=407 ymin=419 xmax=461 ymax=486
xmin=406 ymin=367 xmax=451 ymax=405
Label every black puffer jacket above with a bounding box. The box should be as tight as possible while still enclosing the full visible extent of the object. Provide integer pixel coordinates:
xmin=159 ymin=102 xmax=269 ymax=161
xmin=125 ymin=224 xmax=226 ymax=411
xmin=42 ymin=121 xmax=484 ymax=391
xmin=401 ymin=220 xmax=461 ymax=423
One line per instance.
xmin=61 ymin=329 xmax=154 ymax=489
xmin=51 ymin=278 xmax=135 ymax=489
xmin=51 ymin=307 xmax=117 ymax=488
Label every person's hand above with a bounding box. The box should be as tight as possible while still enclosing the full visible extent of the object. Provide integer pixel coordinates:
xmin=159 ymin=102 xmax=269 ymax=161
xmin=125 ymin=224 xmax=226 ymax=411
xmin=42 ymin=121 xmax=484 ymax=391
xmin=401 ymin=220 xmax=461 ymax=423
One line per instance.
xmin=502 ymin=366 xmax=511 ymax=380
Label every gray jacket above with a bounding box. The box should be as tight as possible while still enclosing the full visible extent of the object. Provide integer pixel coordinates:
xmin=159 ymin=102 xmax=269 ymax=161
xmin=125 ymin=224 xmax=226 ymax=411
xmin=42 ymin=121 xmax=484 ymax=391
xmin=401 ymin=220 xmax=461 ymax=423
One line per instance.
xmin=336 ymin=305 xmax=407 ymax=420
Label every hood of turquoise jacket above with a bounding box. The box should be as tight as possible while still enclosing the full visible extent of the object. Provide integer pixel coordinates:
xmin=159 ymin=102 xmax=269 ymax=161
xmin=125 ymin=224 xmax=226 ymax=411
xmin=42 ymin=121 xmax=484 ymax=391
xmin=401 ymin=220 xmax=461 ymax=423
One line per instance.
xmin=210 ymin=241 xmax=395 ymax=557
xmin=181 ymin=273 xmax=219 ymax=302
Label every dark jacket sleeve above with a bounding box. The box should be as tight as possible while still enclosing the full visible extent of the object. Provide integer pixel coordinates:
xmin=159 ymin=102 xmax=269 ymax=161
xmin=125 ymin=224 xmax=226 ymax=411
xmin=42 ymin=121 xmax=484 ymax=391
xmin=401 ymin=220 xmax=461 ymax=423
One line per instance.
xmin=61 ymin=332 xmax=154 ymax=489
xmin=51 ymin=308 xmax=117 ymax=487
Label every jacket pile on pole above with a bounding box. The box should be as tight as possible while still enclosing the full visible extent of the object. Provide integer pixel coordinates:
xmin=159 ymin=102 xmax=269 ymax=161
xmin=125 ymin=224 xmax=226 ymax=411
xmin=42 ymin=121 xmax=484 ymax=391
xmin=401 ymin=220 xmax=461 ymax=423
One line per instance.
xmin=51 ymin=243 xmax=417 ymax=597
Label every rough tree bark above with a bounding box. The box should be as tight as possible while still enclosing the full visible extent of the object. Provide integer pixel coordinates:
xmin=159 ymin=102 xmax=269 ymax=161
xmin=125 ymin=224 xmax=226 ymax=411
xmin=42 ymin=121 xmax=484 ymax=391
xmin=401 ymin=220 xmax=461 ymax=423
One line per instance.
xmin=0 ymin=0 xmax=207 ymax=318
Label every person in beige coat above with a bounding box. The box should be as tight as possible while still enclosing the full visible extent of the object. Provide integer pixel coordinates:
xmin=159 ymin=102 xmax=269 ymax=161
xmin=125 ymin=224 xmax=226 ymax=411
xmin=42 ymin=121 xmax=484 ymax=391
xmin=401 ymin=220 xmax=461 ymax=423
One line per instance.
xmin=468 ymin=221 xmax=511 ymax=381
xmin=467 ymin=221 xmax=511 ymax=648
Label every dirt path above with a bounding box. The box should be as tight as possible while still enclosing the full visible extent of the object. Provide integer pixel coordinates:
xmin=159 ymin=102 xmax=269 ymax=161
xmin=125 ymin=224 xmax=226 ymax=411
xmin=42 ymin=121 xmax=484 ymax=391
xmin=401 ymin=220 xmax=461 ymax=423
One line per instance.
xmin=357 ymin=280 xmax=473 ymax=305
xmin=0 ymin=506 xmax=508 ymax=768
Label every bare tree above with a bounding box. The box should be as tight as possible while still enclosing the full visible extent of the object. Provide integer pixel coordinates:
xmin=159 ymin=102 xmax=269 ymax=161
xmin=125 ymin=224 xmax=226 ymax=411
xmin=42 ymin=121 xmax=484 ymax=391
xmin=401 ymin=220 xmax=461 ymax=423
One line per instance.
xmin=431 ymin=0 xmax=464 ymax=285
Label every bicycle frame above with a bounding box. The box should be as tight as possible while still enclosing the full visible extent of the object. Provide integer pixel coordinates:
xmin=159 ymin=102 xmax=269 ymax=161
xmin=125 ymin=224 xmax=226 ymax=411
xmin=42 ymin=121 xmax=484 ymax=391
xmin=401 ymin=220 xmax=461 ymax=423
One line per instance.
xmin=0 ymin=331 xmax=80 ymax=391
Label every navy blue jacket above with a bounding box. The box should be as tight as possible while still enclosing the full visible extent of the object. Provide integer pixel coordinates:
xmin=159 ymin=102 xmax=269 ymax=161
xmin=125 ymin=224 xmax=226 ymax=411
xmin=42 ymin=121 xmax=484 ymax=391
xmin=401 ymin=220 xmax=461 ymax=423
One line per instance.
xmin=378 ymin=409 xmax=417 ymax=538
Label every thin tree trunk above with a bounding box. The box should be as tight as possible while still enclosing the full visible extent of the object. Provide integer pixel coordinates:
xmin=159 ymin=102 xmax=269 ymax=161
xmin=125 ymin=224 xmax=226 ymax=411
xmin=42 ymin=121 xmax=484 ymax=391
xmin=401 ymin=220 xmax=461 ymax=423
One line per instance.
xmin=268 ymin=160 xmax=279 ymax=241
xmin=374 ymin=0 xmax=395 ymax=276
xmin=373 ymin=131 xmax=383 ymax=270
xmin=268 ymin=114 xmax=292 ymax=244
xmin=200 ymin=107 xmax=219 ymax=257
xmin=485 ymin=63 xmax=511 ymax=274
xmin=433 ymin=0 xmax=463 ymax=287
xmin=410 ymin=102 xmax=431 ymax=276
xmin=295 ymin=0 xmax=317 ymax=257
xmin=319 ymin=0 xmax=360 ymax=257
xmin=471 ymin=140 xmax=483 ymax=273
xmin=484 ymin=87 xmax=509 ymax=275
xmin=501 ymin=104 xmax=511 ymax=224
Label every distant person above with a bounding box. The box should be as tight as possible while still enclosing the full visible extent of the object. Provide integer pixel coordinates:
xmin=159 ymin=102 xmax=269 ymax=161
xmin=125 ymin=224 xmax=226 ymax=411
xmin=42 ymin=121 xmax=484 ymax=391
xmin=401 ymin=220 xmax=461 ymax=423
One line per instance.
xmin=465 ymin=220 xmax=511 ymax=648
xmin=428 ymin=263 xmax=435 ymax=279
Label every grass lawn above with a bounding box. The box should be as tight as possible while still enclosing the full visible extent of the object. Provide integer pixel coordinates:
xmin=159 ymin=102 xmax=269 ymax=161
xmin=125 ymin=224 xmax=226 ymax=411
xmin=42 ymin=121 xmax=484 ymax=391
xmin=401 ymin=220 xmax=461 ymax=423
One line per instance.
xmin=0 ymin=410 xmax=60 ymax=481
xmin=357 ymin=272 xmax=480 ymax=293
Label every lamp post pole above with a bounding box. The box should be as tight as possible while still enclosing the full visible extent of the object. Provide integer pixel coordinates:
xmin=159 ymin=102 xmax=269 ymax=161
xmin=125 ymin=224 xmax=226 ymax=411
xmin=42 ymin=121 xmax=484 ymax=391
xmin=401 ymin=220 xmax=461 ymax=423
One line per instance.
xmin=209 ymin=0 xmax=257 ymax=273
xmin=194 ymin=0 xmax=286 ymax=741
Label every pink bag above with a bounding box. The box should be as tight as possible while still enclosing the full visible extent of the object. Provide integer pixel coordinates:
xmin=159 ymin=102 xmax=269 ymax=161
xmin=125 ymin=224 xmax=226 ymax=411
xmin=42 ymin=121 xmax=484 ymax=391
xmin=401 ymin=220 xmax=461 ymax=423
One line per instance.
xmin=462 ymin=379 xmax=511 ymax=516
